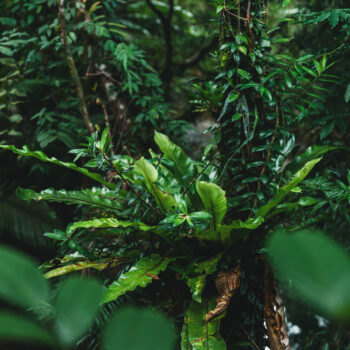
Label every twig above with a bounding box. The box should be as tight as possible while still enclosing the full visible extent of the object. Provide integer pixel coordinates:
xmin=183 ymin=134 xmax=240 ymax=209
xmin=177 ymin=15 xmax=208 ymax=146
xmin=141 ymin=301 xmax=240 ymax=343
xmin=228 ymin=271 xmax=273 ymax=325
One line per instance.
xmin=58 ymin=0 xmax=94 ymax=135
xmin=181 ymin=161 xmax=212 ymax=195
xmin=96 ymin=98 xmax=114 ymax=155
xmin=240 ymin=324 xmax=262 ymax=350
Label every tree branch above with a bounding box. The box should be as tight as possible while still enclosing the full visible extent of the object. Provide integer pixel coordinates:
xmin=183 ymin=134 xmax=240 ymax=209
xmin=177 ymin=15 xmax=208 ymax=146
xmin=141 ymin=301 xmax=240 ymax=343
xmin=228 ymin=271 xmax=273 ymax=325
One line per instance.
xmin=58 ymin=0 xmax=94 ymax=135
xmin=178 ymin=38 xmax=217 ymax=70
xmin=145 ymin=0 xmax=174 ymax=83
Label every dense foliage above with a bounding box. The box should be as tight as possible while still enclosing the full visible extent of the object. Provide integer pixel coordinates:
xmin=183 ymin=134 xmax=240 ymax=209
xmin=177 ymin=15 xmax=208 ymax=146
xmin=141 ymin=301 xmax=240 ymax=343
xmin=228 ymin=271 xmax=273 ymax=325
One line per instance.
xmin=0 ymin=0 xmax=350 ymax=349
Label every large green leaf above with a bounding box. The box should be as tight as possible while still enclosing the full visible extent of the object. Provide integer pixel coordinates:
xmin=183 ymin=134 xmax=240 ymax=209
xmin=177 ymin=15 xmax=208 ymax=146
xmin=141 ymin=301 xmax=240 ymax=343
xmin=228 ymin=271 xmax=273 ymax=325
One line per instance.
xmin=103 ymin=307 xmax=175 ymax=350
xmin=0 ymin=145 xmax=115 ymax=189
xmin=103 ymin=254 xmax=174 ymax=304
xmin=182 ymin=300 xmax=226 ymax=350
xmin=68 ymin=218 xmax=154 ymax=235
xmin=267 ymin=230 xmax=350 ymax=321
xmin=54 ymin=277 xmax=103 ymax=346
xmin=134 ymin=157 xmax=177 ymax=213
xmin=286 ymin=145 xmax=342 ymax=172
xmin=44 ymin=260 xmax=115 ymax=279
xmin=256 ymin=158 xmax=321 ymax=218
xmin=154 ymin=131 xmax=195 ymax=186
xmin=186 ymin=256 xmax=221 ymax=303
xmin=17 ymin=187 xmax=125 ymax=212
xmin=0 ymin=245 xmax=49 ymax=311
xmin=0 ymin=312 xmax=54 ymax=347
xmin=196 ymin=181 xmax=227 ymax=230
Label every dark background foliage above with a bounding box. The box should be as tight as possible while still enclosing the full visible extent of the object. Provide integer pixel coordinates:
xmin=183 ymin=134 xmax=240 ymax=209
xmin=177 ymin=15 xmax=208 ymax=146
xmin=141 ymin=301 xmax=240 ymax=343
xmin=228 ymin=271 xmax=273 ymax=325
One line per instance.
xmin=0 ymin=0 xmax=349 ymax=349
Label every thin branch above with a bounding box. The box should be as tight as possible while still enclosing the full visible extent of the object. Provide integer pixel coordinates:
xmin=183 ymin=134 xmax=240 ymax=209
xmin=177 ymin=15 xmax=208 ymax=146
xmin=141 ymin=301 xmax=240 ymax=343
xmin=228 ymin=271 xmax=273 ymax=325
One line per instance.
xmin=145 ymin=0 xmax=166 ymax=22
xmin=58 ymin=0 xmax=94 ymax=135
xmin=145 ymin=0 xmax=174 ymax=81
xmin=178 ymin=38 xmax=218 ymax=70
xmin=240 ymin=324 xmax=262 ymax=350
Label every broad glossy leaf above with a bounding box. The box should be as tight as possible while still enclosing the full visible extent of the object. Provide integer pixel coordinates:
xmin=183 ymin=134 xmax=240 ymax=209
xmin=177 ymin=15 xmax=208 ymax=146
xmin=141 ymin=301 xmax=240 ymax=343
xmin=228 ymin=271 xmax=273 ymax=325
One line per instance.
xmin=256 ymin=158 xmax=321 ymax=218
xmin=182 ymin=300 xmax=226 ymax=350
xmin=286 ymin=145 xmax=341 ymax=172
xmin=186 ymin=256 xmax=221 ymax=303
xmin=103 ymin=254 xmax=174 ymax=304
xmin=44 ymin=260 xmax=114 ymax=279
xmin=189 ymin=212 xmax=212 ymax=221
xmin=0 ymin=312 xmax=54 ymax=346
xmin=68 ymin=218 xmax=153 ymax=235
xmin=267 ymin=230 xmax=350 ymax=321
xmin=16 ymin=187 xmax=125 ymax=212
xmin=103 ymin=307 xmax=175 ymax=350
xmin=134 ymin=157 xmax=177 ymax=213
xmin=0 ymin=145 xmax=115 ymax=189
xmin=134 ymin=157 xmax=158 ymax=183
xmin=0 ymin=245 xmax=49 ymax=311
xmin=196 ymin=181 xmax=227 ymax=230
xmin=154 ymin=131 xmax=195 ymax=186
xmin=54 ymin=277 xmax=103 ymax=345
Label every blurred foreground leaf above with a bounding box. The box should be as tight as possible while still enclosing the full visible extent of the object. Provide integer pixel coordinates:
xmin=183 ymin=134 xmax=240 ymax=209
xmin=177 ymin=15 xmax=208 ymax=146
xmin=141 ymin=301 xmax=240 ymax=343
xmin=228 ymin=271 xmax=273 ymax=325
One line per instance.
xmin=0 ymin=312 xmax=54 ymax=346
xmin=103 ymin=307 xmax=175 ymax=350
xmin=54 ymin=277 xmax=103 ymax=346
xmin=267 ymin=230 xmax=350 ymax=321
xmin=0 ymin=245 xmax=49 ymax=311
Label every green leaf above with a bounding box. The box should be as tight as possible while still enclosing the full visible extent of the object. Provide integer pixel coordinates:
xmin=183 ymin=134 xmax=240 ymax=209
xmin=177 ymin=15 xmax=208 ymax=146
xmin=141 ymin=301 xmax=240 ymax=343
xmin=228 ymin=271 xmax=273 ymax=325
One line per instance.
xmin=134 ymin=157 xmax=158 ymax=183
xmin=297 ymin=54 xmax=314 ymax=62
xmin=54 ymin=277 xmax=103 ymax=346
xmin=237 ymin=69 xmax=250 ymax=80
xmin=0 ymin=245 xmax=49 ymax=311
xmin=228 ymin=92 xmax=239 ymax=103
xmin=186 ymin=256 xmax=221 ymax=303
xmin=256 ymin=158 xmax=321 ymax=218
xmin=232 ymin=113 xmax=243 ymax=122
xmin=16 ymin=187 xmax=125 ymax=212
xmin=0 ymin=145 xmax=115 ymax=189
xmin=181 ymin=315 xmax=192 ymax=350
xmin=267 ymin=230 xmax=350 ymax=321
xmin=238 ymin=46 xmax=247 ymax=55
xmin=104 ymin=307 xmax=175 ymax=350
xmin=68 ymin=218 xmax=154 ymax=235
xmin=196 ymin=181 xmax=227 ymax=230
xmin=44 ymin=260 xmax=113 ymax=279
xmin=224 ymin=216 xmax=264 ymax=230
xmin=216 ymin=5 xmax=224 ymax=13
xmin=189 ymin=212 xmax=212 ymax=221
xmin=0 ymin=45 xmax=13 ymax=56
xmin=286 ymin=145 xmax=342 ymax=172
xmin=345 ymin=84 xmax=350 ymax=103
xmin=154 ymin=131 xmax=195 ymax=186
xmin=0 ymin=312 xmax=54 ymax=346
xmin=299 ymin=196 xmax=318 ymax=206
xmin=103 ymin=255 xmax=174 ymax=304
xmin=182 ymin=300 xmax=226 ymax=350
xmin=100 ymin=127 xmax=110 ymax=150
xmin=134 ymin=157 xmax=177 ymax=213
